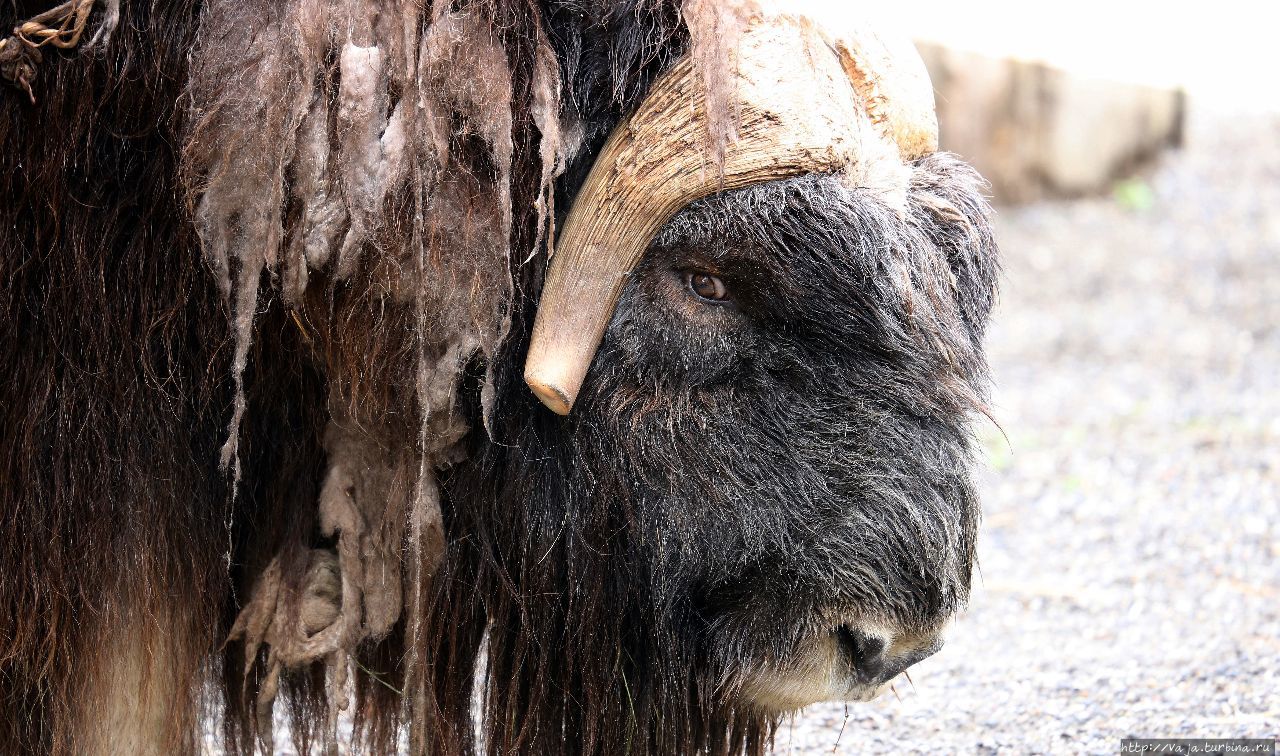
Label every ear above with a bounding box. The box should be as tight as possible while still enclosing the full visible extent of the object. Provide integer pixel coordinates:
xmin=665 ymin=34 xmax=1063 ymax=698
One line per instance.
xmin=908 ymin=153 xmax=1001 ymax=342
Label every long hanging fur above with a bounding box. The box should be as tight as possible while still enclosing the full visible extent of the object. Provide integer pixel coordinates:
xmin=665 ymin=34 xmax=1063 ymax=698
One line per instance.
xmin=0 ymin=2 xmax=224 ymax=753
xmin=1 ymin=0 xmax=697 ymax=752
xmin=0 ymin=1 xmax=997 ymax=754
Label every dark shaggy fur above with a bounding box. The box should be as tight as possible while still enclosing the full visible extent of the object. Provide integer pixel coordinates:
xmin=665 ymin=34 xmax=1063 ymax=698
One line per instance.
xmin=431 ymin=157 xmax=998 ymax=756
xmin=0 ymin=0 xmax=998 ymax=754
xmin=0 ymin=2 xmax=225 ymax=752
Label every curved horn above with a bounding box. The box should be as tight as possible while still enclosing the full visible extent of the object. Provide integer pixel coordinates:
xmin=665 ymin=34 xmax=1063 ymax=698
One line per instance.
xmin=524 ymin=8 xmax=937 ymax=415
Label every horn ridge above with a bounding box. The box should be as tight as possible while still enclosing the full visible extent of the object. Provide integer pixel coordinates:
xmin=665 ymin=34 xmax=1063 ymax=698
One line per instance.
xmin=524 ymin=10 xmax=938 ymax=414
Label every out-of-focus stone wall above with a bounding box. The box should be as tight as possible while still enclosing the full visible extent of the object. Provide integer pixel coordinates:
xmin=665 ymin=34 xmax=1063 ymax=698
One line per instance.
xmin=917 ymin=42 xmax=1185 ymax=203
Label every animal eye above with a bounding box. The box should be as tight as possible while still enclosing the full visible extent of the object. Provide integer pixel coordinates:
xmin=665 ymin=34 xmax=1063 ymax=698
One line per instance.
xmin=683 ymin=271 xmax=728 ymax=303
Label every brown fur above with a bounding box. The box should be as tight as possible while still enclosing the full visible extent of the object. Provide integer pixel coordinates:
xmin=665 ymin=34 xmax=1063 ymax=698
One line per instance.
xmin=0 ymin=0 xmax=826 ymax=752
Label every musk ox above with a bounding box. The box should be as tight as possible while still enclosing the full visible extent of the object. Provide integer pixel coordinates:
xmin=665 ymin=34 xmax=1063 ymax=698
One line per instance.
xmin=0 ymin=0 xmax=998 ymax=754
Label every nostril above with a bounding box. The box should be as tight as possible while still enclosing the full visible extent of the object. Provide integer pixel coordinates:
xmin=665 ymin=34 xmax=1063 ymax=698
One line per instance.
xmin=835 ymin=625 xmax=947 ymax=688
xmin=835 ymin=625 xmax=888 ymax=683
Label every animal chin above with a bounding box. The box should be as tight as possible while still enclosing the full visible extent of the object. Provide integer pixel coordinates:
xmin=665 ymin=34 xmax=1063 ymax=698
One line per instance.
xmin=737 ymin=622 xmax=944 ymax=712
xmin=740 ymin=667 xmax=886 ymax=713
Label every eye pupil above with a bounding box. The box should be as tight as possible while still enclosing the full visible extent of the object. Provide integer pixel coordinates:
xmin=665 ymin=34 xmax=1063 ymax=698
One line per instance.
xmin=686 ymin=271 xmax=727 ymax=302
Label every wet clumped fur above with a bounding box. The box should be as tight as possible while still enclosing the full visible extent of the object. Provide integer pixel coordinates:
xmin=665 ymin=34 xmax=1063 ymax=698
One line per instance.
xmin=0 ymin=1 xmax=997 ymax=755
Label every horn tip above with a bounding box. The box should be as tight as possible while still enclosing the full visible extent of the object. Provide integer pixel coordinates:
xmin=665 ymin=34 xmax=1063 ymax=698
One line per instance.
xmin=525 ymin=372 xmax=574 ymax=416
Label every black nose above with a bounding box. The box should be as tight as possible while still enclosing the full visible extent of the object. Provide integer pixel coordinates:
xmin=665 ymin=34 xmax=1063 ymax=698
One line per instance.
xmin=835 ymin=625 xmax=942 ymax=685
xmin=837 ymin=626 xmax=888 ymax=682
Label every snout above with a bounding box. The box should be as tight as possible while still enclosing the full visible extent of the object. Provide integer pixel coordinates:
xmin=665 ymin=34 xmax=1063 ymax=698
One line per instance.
xmin=834 ymin=624 xmax=943 ymax=688
xmin=740 ymin=622 xmax=946 ymax=712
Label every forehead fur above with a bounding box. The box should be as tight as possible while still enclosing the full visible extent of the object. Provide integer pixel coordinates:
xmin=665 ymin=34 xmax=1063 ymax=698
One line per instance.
xmin=648 ymin=154 xmax=998 ymax=396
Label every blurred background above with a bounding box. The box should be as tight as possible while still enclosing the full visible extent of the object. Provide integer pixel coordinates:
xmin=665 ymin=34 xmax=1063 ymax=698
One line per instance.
xmin=787 ymin=2 xmax=1280 ymax=752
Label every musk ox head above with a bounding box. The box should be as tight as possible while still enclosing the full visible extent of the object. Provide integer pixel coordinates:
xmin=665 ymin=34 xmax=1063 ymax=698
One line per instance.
xmin=596 ymin=163 xmax=993 ymax=711
xmin=437 ymin=7 xmax=999 ymax=754
xmin=0 ymin=1 xmax=995 ymax=754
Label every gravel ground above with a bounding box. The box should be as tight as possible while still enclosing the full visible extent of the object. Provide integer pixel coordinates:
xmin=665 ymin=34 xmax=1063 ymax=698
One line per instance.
xmin=779 ymin=109 xmax=1280 ymax=753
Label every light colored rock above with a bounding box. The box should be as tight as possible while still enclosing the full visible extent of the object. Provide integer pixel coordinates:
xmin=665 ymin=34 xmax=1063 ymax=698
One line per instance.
xmin=918 ymin=42 xmax=1185 ymax=202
